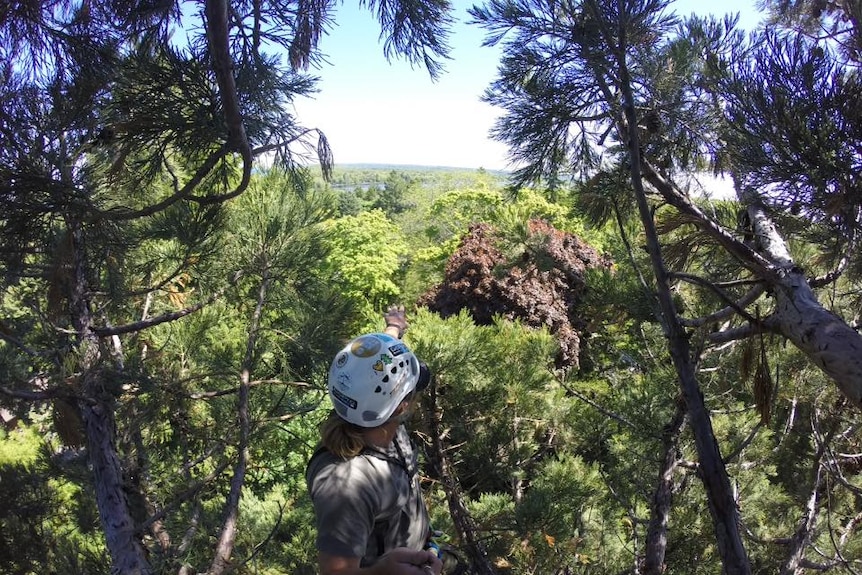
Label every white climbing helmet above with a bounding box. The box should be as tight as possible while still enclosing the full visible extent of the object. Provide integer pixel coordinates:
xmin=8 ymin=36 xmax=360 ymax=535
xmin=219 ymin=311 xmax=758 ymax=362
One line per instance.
xmin=328 ymin=332 xmax=421 ymax=427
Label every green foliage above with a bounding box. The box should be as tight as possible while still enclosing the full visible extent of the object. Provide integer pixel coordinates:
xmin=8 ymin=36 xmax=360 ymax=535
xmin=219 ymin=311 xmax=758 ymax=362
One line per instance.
xmin=516 ymin=455 xmax=627 ymax=572
xmin=3 ymin=129 xmax=862 ymax=575
xmin=368 ymin=170 xmax=419 ymax=216
xmin=0 ymin=427 xmax=52 ymax=575
xmin=0 ymin=424 xmax=109 ymax=574
xmin=409 ymin=311 xmax=620 ymax=571
xmin=0 ymin=423 xmax=41 ymax=468
xmin=319 ymin=209 xmax=409 ymax=322
xmin=412 ymin=185 xmax=603 ymax=290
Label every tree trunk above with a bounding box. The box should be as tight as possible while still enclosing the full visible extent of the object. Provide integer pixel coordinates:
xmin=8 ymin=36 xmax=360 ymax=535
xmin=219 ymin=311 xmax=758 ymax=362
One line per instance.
xmin=746 ymin=202 xmax=862 ymax=407
xmin=426 ymin=385 xmax=497 ymax=575
xmin=643 ymin=398 xmax=686 ymax=575
xmin=68 ymin=222 xmax=153 ymax=575
xmin=639 ymin=168 xmax=862 ymax=409
xmin=614 ymin=27 xmax=752 ymax=573
xmin=81 ymin=396 xmax=154 ymax=575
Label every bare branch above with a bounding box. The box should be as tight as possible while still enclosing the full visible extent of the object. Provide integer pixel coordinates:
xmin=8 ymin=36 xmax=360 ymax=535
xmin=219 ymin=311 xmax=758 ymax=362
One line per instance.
xmin=673 ymin=272 xmax=765 ymax=327
xmin=708 ymin=324 xmax=766 ymax=345
xmin=188 ymin=379 xmax=311 ymax=400
xmin=640 ymin=161 xmax=779 ymax=280
xmin=809 ymin=254 xmax=850 ymax=288
xmin=234 ymin=502 xmax=285 ymax=570
xmin=0 ymin=330 xmax=43 ymax=358
xmin=138 ymin=457 xmax=232 ymax=534
xmin=722 ymin=421 xmax=764 ymax=465
xmin=93 ymin=272 xmax=241 ymax=337
xmin=97 ymin=146 xmax=230 ymax=221
xmin=0 ymin=382 xmax=60 ymax=401
xmin=559 ymin=377 xmax=660 ymax=440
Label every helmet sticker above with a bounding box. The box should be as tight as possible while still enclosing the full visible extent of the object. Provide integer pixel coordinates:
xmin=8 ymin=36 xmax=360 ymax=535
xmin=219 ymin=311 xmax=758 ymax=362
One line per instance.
xmin=372 ymin=353 xmax=393 ymax=373
xmin=388 ymin=342 xmax=408 ymax=357
xmin=335 ymin=351 xmax=348 ymax=368
xmin=362 ymin=409 xmax=381 ymax=422
xmin=351 ymin=335 xmax=382 ymax=358
xmin=335 ymin=372 xmax=351 ymax=390
xmin=331 ymin=387 xmax=358 ymax=410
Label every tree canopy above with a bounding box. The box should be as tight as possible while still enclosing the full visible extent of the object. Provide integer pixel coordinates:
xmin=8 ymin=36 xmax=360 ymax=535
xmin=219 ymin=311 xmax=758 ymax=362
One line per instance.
xmin=2 ymin=1 xmax=862 ymax=574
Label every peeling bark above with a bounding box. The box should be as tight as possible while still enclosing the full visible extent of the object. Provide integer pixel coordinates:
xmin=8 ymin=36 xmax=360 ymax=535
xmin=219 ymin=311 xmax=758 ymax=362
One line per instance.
xmin=746 ymin=202 xmax=862 ymax=407
xmin=642 ymin=166 xmax=862 ymax=408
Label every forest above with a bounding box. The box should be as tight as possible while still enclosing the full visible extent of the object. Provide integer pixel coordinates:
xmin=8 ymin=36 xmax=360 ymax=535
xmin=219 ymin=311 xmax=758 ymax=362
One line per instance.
xmin=1 ymin=1 xmax=861 ymax=574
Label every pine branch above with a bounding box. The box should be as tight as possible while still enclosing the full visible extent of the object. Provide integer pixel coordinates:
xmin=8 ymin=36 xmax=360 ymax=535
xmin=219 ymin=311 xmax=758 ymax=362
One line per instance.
xmin=671 ymin=272 xmax=765 ymax=326
xmin=97 ymin=146 xmax=230 ymax=221
xmin=93 ymin=272 xmax=241 ymax=337
xmin=200 ymin=0 xmax=252 ymax=205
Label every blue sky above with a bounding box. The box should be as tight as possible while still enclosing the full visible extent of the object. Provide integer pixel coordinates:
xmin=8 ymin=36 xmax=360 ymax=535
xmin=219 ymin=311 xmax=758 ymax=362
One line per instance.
xmin=293 ymin=0 xmax=760 ymax=170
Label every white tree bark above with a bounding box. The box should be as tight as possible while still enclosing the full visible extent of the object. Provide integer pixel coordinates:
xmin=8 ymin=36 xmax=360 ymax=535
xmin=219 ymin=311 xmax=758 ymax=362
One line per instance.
xmin=747 ymin=202 xmax=862 ymax=407
xmin=642 ymin=164 xmax=862 ymax=408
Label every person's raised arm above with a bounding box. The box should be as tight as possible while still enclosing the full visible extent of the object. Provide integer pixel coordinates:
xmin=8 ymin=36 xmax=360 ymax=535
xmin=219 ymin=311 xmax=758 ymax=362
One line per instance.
xmin=383 ymin=305 xmax=408 ymax=339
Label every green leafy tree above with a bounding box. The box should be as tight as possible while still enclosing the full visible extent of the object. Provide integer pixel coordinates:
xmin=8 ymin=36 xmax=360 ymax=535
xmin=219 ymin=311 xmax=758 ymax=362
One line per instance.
xmin=336 ymin=188 xmax=364 ymax=216
xmin=370 ymin=170 xmax=419 ymax=215
xmin=318 ymin=209 xmax=410 ymax=323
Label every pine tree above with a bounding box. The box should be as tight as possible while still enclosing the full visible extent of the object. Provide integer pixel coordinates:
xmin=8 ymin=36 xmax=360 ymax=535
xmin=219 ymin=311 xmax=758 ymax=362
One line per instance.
xmin=0 ymin=1 xmax=453 ymax=572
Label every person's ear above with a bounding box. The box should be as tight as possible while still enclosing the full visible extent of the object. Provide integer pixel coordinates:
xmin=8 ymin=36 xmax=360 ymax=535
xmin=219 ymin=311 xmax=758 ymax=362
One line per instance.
xmin=393 ymin=401 xmax=410 ymax=415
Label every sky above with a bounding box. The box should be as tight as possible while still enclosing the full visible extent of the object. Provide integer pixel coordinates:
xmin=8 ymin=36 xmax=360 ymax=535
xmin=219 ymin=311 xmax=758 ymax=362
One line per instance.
xmin=293 ymin=0 xmax=761 ymax=171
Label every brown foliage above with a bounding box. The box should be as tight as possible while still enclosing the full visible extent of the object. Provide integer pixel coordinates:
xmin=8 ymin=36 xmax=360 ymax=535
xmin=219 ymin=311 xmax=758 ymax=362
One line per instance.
xmin=418 ymin=219 xmax=613 ymax=370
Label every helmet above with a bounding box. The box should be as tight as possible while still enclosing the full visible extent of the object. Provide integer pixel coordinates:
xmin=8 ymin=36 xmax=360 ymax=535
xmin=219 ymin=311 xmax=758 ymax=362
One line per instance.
xmin=328 ymin=333 xmax=421 ymax=427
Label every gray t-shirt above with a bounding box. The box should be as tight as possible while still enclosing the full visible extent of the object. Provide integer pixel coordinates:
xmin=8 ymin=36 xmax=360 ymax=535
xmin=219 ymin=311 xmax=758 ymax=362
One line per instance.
xmin=306 ymin=425 xmax=431 ymax=566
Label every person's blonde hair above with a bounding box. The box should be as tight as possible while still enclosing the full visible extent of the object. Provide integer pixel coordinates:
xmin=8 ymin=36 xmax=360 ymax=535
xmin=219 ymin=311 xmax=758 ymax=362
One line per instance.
xmin=320 ymin=411 xmax=366 ymax=458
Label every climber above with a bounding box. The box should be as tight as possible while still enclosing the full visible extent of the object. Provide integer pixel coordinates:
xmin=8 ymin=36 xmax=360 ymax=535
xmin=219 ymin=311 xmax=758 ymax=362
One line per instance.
xmin=306 ymin=305 xmax=442 ymax=575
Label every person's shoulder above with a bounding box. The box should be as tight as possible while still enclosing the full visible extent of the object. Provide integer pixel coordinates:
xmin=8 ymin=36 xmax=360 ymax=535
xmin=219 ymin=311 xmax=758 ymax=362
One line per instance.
xmin=308 ymin=450 xmax=392 ymax=509
xmin=308 ymin=448 xmax=388 ymax=482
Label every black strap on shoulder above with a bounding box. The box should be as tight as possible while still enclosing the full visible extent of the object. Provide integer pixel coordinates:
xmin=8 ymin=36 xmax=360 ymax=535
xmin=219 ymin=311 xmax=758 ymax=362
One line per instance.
xmin=361 ymin=444 xmax=414 ymax=479
xmin=307 ymin=443 xmax=413 ymax=478
xmin=305 ymin=444 xmax=330 ymax=481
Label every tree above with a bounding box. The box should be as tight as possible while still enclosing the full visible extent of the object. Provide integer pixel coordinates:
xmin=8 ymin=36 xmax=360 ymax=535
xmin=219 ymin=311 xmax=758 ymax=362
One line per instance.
xmin=371 ymin=170 xmax=419 ymax=215
xmin=0 ymin=1 xmax=453 ymax=572
xmin=471 ymin=0 xmax=862 ymax=572
xmin=472 ymin=2 xmax=749 ymax=571
xmin=319 ymin=209 xmax=410 ymax=322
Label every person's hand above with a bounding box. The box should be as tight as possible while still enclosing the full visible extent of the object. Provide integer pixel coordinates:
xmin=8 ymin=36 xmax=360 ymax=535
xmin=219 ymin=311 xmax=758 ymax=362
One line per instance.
xmin=383 ymin=305 xmax=409 ymax=339
xmin=373 ymin=548 xmax=442 ymax=575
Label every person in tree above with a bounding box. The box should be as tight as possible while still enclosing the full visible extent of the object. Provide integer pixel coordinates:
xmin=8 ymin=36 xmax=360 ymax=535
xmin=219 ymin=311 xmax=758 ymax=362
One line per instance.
xmin=306 ymin=306 xmax=442 ymax=575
